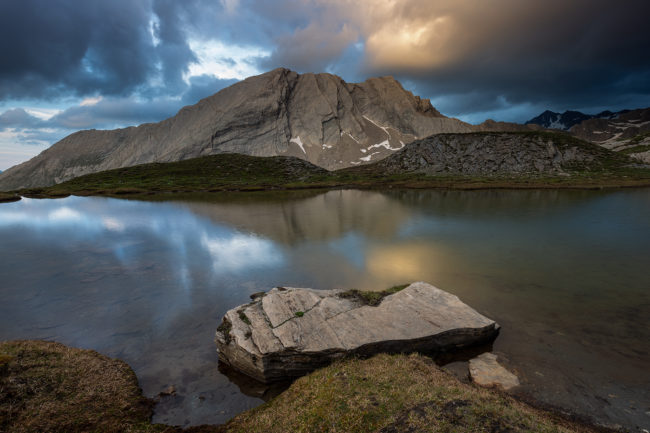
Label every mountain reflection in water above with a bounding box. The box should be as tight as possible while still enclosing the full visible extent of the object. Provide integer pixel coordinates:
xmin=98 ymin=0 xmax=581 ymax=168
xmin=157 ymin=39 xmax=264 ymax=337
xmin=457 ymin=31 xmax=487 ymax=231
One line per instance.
xmin=0 ymin=189 xmax=648 ymax=429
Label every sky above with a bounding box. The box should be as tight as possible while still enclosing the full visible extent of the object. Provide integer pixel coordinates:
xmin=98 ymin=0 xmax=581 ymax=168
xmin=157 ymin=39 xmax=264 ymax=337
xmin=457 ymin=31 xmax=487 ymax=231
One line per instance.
xmin=1 ymin=0 xmax=649 ymax=170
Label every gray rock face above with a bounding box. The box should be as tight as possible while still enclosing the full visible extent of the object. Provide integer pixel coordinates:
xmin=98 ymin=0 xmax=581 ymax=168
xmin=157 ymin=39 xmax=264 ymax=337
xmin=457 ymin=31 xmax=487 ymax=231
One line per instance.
xmin=376 ymin=132 xmax=626 ymax=176
xmin=215 ymin=282 xmax=499 ymax=383
xmin=0 ymin=69 xmax=478 ymax=190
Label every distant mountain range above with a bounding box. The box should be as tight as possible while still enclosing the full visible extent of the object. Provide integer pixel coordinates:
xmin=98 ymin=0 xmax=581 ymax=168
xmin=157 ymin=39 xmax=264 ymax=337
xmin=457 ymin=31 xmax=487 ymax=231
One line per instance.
xmin=525 ymin=108 xmax=650 ymax=163
xmin=0 ymin=68 xmax=539 ymax=191
xmin=525 ymin=109 xmax=630 ymax=130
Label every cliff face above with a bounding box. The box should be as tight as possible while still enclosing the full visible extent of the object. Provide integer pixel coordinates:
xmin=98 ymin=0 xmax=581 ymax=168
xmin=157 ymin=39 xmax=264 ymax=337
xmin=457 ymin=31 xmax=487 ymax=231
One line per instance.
xmin=0 ymin=68 xmax=479 ymax=190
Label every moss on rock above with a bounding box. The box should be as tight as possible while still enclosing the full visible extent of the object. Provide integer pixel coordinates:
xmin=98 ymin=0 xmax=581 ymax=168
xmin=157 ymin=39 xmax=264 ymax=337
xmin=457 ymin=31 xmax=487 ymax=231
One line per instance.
xmin=338 ymin=283 xmax=410 ymax=306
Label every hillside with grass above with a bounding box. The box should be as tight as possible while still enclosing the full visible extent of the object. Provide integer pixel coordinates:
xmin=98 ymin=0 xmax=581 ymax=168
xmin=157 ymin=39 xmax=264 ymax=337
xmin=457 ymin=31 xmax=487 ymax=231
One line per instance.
xmin=7 ymin=132 xmax=650 ymax=199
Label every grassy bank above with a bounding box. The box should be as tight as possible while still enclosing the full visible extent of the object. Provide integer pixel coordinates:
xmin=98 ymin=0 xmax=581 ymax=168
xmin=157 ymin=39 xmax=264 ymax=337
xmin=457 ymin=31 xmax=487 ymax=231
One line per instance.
xmin=223 ymin=353 xmax=601 ymax=433
xmin=0 ymin=340 xmax=163 ymax=433
xmin=1 ymin=340 xmax=607 ymax=433
xmin=0 ymin=192 xmax=20 ymax=202
xmin=11 ymin=152 xmax=650 ymax=199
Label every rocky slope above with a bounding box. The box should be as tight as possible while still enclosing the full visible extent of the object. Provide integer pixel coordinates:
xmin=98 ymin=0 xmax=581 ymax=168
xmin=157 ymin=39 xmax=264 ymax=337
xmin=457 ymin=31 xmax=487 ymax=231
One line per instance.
xmin=373 ymin=132 xmax=631 ymax=176
xmin=0 ymin=68 xmax=545 ymax=191
xmin=526 ymin=108 xmax=650 ymax=163
xmin=569 ymin=107 xmax=650 ymax=153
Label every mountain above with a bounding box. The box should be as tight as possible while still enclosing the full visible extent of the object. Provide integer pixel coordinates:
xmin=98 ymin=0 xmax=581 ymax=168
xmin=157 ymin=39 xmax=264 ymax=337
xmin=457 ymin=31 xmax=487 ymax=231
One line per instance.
xmin=525 ymin=109 xmax=634 ymax=131
xmin=569 ymin=108 xmax=650 ymax=145
xmin=526 ymin=110 xmax=594 ymax=130
xmin=0 ymin=68 xmax=542 ymax=191
xmin=370 ymin=132 xmax=630 ymax=176
xmin=0 ymin=68 xmax=471 ymax=190
xmin=525 ymin=107 xmax=650 ymax=163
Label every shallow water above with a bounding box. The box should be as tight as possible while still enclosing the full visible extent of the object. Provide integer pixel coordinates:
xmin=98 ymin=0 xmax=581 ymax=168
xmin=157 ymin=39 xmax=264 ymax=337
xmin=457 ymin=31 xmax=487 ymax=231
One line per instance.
xmin=0 ymin=189 xmax=648 ymax=429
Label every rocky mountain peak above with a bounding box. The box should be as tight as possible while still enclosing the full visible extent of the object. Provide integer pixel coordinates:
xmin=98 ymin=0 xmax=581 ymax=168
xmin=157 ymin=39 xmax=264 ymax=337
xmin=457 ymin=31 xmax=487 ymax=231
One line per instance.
xmin=0 ymin=68 xmax=482 ymax=190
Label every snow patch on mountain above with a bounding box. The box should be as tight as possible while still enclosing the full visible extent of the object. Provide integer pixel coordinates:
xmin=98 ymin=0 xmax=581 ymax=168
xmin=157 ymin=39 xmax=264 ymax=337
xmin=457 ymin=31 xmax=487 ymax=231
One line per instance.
xmin=290 ymin=136 xmax=306 ymax=154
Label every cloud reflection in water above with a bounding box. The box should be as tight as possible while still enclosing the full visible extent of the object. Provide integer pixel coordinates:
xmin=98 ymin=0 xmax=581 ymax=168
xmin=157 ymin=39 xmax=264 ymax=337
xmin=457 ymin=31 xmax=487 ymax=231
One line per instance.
xmin=0 ymin=196 xmax=284 ymax=282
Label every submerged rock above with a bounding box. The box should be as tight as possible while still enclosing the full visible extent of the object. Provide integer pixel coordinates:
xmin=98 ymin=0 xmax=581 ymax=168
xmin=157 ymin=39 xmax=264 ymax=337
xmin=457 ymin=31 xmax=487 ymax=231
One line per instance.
xmin=215 ymin=282 xmax=499 ymax=383
xmin=469 ymin=352 xmax=520 ymax=391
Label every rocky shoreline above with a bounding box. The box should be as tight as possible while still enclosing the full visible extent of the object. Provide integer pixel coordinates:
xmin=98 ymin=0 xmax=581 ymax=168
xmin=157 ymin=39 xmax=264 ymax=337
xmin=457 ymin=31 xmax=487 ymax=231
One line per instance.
xmin=1 ymin=339 xmax=612 ymax=433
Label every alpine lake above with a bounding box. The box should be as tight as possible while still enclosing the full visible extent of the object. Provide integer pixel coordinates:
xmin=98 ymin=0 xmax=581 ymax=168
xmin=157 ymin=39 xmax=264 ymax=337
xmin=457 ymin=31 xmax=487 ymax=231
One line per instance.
xmin=1 ymin=188 xmax=648 ymax=430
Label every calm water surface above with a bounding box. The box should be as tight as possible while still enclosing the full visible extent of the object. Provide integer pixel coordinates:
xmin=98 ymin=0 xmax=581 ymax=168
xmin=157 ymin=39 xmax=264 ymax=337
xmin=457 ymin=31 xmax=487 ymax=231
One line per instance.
xmin=0 ymin=189 xmax=648 ymax=429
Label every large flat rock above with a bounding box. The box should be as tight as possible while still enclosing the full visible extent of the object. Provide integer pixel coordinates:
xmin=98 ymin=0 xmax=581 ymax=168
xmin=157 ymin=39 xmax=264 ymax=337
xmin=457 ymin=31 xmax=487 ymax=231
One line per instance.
xmin=215 ymin=282 xmax=499 ymax=383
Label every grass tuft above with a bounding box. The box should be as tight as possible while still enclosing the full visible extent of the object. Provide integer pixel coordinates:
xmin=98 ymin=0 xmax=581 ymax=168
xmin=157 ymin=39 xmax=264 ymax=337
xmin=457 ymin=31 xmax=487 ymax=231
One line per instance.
xmin=217 ymin=318 xmax=233 ymax=344
xmin=238 ymin=310 xmax=252 ymax=325
xmin=338 ymin=283 xmax=410 ymax=306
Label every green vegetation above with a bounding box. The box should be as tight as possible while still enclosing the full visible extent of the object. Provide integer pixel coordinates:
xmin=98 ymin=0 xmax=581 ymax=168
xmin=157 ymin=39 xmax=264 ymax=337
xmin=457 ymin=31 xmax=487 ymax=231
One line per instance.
xmin=619 ymin=144 xmax=650 ymax=155
xmin=222 ymin=353 xmax=596 ymax=433
xmin=0 ymin=340 xmax=168 ymax=433
xmin=338 ymin=283 xmax=410 ymax=306
xmin=0 ymin=340 xmax=601 ymax=433
xmin=217 ymin=318 xmax=233 ymax=344
xmin=238 ymin=310 xmax=251 ymax=325
xmin=17 ymin=153 xmax=337 ymax=198
xmin=295 ymin=311 xmax=305 ymax=317
xmin=0 ymin=192 xmax=20 ymax=202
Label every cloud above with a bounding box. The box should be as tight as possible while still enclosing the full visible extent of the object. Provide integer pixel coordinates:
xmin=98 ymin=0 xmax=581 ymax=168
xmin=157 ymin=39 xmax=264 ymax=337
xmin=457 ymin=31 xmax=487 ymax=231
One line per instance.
xmin=1 ymin=0 xmax=650 ymax=170
xmin=0 ymin=0 xmax=157 ymax=98
xmin=48 ymin=97 xmax=181 ymax=130
xmin=260 ymin=20 xmax=359 ymax=74
xmin=248 ymin=0 xmax=650 ymax=119
xmin=185 ymin=39 xmax=270 ymax=81
xmin=181 ymin=75 xmax=239 ymax=105
xmin=0 ymin=109 xmax=44 ymax=129
xmin=349 ymin=0 xmax=650 ymax=116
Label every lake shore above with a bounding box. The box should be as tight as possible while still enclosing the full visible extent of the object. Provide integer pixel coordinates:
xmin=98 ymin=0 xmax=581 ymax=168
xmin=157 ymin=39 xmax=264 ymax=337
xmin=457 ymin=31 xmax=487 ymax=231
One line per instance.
xmin=0 ymin=340 xmax=613 ymax=433
xmin=7 ymin=153 xmax=650 ymax=201
xmin=0 ymin=192 xmax=21 ymax=202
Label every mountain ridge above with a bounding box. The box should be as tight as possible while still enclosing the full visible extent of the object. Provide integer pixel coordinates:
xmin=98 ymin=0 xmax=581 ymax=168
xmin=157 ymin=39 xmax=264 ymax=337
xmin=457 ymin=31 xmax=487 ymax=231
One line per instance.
xmin=525 ymin=108 xmax=635 ymax=130
xmin=14 ymin=131 xmax=650 ymax=200
xmin=0 ymin=68 xmax=539 ymax=191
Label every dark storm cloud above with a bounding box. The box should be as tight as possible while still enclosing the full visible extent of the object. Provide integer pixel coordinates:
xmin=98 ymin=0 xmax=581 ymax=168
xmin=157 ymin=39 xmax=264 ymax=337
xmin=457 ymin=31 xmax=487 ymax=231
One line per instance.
xmin=246 ymin=0 xmax=650 ymax=119
xmin=0 ymin=0 xmax=156 ymax=98
xmin=352 ymin=0 xmax=650 ymax=118
xmin=2 ymin=0 xmax=650 ymax=128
